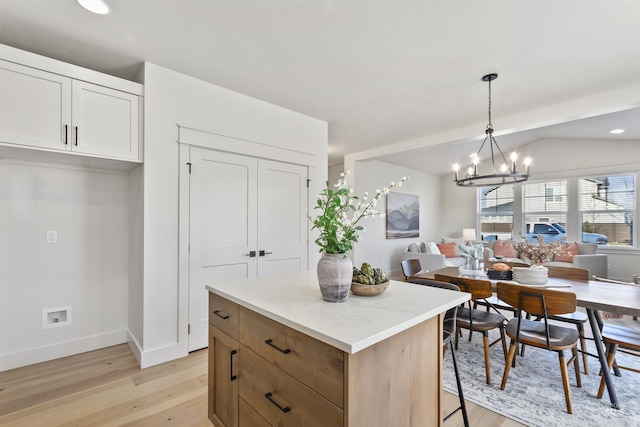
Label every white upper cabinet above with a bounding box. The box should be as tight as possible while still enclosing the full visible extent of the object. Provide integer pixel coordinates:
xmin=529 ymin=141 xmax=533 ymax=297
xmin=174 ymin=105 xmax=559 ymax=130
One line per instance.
xmin=0 ymin=60 xmax=72 ymax=150
xmin=72 ymin=80 xmax=139 ymax=160
xmin=0 ymin=57 xmax=141 ymax=162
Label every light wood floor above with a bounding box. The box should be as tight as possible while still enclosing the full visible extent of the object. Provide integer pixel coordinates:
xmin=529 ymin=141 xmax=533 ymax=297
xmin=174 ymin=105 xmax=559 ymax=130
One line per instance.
xmin=0 ymin=344 xmax=524 ymax=426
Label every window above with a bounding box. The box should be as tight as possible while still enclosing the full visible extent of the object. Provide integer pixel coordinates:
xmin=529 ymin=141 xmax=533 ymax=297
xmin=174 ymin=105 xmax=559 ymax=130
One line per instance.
xmin=523 ymin=180 xmax=567 ymax=242
xmin=580 ymin=175 xmax=635 ymax=246
xmin=479 ymin=185 xmax=514 ymax=240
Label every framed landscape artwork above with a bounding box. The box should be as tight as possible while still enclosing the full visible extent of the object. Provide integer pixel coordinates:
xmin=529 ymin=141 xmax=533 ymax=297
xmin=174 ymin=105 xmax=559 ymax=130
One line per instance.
xmin=386 ymin=192 xmax=419 ymax=239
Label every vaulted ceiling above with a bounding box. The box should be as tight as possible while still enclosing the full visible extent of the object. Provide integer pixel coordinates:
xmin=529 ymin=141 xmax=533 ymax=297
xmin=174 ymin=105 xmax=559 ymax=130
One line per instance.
xmin=1 ymin=1 xmax=639 ymax=174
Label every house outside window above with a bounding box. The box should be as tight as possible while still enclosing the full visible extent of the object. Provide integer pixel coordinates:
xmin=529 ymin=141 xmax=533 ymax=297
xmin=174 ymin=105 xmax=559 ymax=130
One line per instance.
xmin=479 ymin=185 xmax=514 ymax=241
xmin=580 ymin=175 xmax=635 ymax=246
xmin=523 ymin=180 xmax=568 ymax=241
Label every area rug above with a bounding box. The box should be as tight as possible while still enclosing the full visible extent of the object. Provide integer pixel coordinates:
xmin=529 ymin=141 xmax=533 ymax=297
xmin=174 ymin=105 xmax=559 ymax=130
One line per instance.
xmin=442 ymin=317 xmax=640 ymax=427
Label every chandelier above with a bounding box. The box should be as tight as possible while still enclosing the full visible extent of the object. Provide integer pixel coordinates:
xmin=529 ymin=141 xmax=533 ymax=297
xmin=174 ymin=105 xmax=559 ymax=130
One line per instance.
xmin=453 ymin=73 xmax=531 ymax=187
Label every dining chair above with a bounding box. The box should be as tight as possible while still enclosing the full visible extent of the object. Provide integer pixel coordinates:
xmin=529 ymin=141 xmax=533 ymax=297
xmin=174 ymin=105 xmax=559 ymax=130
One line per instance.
xmin=401 ymin=259 xmax=422 ymax=281
xmin=434 ymin=274 xmax=508 ymax=385
xmin=497 ymin=281 xmax=582 ymax=414
xmin=596 ymin=323 xmax=640 ymax=399
xmin=545 ymin=266 xmax=591 ymax=374
xmin=408 ymin=278 xmax=469 ymax=427
xmin=476 ymin=261 xmax=529 ymax=316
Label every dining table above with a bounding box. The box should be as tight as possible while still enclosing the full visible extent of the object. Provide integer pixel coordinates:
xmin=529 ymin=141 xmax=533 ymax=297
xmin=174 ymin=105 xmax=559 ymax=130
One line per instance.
xmin=412 ymin=266 xmax=640 ymax=410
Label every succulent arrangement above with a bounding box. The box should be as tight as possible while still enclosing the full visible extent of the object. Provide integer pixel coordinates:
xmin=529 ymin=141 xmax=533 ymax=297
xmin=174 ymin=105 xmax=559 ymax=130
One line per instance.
xmin=352 ymin=262 xmax=388 ymax=285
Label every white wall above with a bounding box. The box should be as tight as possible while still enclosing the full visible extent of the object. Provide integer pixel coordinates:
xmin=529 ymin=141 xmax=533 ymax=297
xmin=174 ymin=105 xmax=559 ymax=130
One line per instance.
xmin=440 ymin=138 xmax=640 ymax=281
xmin=139 ymin=63 xmax=327 ymax=367
xmin=350 ymin=160 xmax=441 ymax=277
xmin=128 ymin=164 xmax=144 ymax=355
xmin=0 ymin=161 xmax=129 ymax=370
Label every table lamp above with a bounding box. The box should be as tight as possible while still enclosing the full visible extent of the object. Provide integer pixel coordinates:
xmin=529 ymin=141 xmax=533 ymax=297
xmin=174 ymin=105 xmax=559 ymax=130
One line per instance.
xmin=462 ymin=228 xmax=477 ymax=245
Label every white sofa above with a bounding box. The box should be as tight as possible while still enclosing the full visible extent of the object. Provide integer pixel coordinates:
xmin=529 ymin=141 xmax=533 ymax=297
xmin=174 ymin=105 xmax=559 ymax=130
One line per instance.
xmin=484 ymin=240 xmax=608 ymax=278
xmin=401 ymin=249 xmax=447 ymax=272
xmin=401 ymin=239 xmax=478 ymax=272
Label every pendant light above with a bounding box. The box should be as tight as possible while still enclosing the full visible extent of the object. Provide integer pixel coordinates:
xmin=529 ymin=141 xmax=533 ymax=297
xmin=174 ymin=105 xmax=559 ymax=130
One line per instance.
xmin=453 ymin=73 xmax=531 ymax=187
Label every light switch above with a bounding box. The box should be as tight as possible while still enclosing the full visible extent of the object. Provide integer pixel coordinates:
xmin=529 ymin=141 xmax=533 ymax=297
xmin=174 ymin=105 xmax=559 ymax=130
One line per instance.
xmin=46 ymin=230 xmax=57 ymax=244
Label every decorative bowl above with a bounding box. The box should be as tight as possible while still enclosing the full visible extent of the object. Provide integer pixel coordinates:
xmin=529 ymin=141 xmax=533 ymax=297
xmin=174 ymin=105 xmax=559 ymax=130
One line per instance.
xmin=487 ymin=269 xmax=513 ymax=280
xmin=351 ymin=280 xmax=390 ymax=296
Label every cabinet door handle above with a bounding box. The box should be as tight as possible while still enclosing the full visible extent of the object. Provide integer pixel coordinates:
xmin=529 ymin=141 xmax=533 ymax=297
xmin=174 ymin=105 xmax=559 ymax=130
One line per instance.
xmin=64 ymin=125 xmax=68 ymax=145
xmin=74 ymin=126 xmax=78 ymax=146
xmin=230 ymin=349 xmax=237 ymax=381
xmin=265 ymin=339 xmax=291 ymax=354
xmin=264 ymin=392 xmax=291 ymax=413
xmin=212 ymin=310 xmax=229 ymax=320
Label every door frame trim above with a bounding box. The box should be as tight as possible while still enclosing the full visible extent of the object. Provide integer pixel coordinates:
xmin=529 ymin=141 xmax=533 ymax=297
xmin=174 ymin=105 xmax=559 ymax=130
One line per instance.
xmin=178 ymin=132 xmax=317 ymax=352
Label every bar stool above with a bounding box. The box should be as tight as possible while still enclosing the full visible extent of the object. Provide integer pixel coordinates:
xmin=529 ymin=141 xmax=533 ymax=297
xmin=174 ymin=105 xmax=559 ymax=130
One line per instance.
xmin=409 ymin=278 xmax=469 ymax=427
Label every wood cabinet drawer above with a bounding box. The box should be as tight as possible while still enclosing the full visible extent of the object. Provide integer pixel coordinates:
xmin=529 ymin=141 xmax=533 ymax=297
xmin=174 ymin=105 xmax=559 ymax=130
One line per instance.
xmin=239 ymin=345 xmax=343 ymax=427
xmin=209 ymin=293 xmax=239 ymax=339
xmin=239 ymin=398 xmax=271 ymax=427
xmin=239 ymin=307 xmax=344 ymax=408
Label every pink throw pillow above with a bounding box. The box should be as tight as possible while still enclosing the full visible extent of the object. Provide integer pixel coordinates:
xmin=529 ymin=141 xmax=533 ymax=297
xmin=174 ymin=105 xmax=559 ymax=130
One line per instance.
xmin=555 ymin=242 xmax=579 ymax=262
xmin=436 ymin=242 xmax=458 ymax=258
xmin=493 ymin=240 xmax=516 ymax=258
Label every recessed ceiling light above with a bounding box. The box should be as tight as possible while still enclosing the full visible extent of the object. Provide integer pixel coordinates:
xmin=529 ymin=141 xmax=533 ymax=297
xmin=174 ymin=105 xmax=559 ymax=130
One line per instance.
xmin=77 ymin=0 xmax=110 ymax=15
xmin=610 ymin=129 xmax=625 ymax=134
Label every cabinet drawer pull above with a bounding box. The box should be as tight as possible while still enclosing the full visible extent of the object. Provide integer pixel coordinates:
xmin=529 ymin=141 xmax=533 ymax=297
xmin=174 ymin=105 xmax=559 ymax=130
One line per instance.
xmin=213 ymin=310 xmax=229 ymax=320
xmin=265 ymin=339 xmax=291 ymax=354
xmin=64 ymin=125 xmax=68 ymax=145
xmin=264 ymin=392 xmax=291 ymax=413
xmin=230 ymin=349 xmax=237 ymax=381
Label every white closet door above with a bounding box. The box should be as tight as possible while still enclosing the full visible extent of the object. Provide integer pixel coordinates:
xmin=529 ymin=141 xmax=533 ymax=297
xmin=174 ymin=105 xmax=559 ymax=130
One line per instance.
xmin=257 ymin=160 xmax=308 ymax=276
xmin=189 ymin=148 xmax=258 ymax=351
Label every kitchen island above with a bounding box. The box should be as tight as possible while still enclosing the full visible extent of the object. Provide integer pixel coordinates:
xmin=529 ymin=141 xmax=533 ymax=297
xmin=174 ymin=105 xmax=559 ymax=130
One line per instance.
xmin=206 ymin=270 xmax=469 ymax=427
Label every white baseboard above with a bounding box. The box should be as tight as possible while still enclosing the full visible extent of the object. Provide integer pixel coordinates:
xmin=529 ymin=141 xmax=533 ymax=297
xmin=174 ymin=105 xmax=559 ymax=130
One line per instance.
xmin=139 ymin=341 xmax=188 ymax=369
xmin=127 ymin=330 xmax=142 ymax=367
xmin=0 ymin=329 xmax=128 ymax=372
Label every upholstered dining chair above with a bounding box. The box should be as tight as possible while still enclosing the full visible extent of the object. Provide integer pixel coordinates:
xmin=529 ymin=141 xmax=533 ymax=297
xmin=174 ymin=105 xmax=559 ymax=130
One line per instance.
xmin=400 ymin=259 xmax=422 ymax=281
xmin=497 ymin=281 xmax=582 ymax=414
xmin=545 ymin=266 xmax=591 ymax=374
xmin=408 ymin=278 xmax=469 ymax=427
xmin=434 ymin=274 xmax=508 ymax=385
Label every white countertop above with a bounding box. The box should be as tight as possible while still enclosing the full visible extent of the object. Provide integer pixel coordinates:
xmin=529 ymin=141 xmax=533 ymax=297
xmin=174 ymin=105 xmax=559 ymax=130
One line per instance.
xmin=206 ymin=270 xmax=470 ymax=354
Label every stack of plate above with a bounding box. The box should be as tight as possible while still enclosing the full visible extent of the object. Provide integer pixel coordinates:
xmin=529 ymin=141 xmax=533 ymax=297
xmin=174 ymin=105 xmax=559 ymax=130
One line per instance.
xmin=512 ymin=266 xmax=548 ymax=285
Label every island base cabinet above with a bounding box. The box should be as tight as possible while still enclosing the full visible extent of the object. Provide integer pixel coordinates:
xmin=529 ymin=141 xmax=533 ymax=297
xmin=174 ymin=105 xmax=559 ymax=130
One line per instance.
xmin=208 ymin=326 xmax=239 ymax=427
xmin=345 ymin=315 xmax=442 ymax=426
xmin=208 ymin=292 xmax=445 ymax=427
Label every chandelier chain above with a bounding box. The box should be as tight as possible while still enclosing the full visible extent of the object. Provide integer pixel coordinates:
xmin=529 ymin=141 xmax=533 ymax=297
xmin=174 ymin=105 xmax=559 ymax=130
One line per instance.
xmin=487 ymin=78 xmax=493 ymax=132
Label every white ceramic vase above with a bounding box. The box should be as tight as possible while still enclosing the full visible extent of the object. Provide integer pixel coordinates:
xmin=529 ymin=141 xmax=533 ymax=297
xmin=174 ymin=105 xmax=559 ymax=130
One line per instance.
xmin=317 ymin=253 xmax=353 ymax=302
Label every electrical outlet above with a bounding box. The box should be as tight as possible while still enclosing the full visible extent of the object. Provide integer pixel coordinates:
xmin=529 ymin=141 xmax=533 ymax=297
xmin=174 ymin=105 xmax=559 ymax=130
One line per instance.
xmin=46 ymin=230 xmax=57 ymax=244
xmin=42 ymin=306 xmax=71 ymax=328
